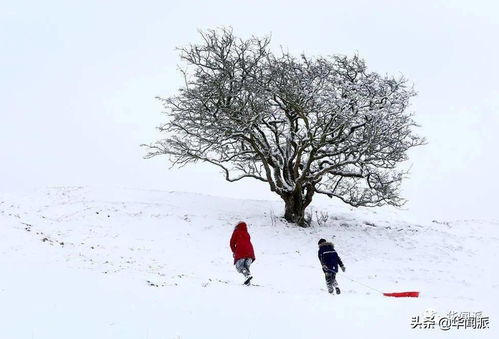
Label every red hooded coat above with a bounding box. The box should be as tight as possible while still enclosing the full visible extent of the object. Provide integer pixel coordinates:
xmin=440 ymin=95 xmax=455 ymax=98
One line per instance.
xmin=230 ymin=222 xmax=255 ymax=264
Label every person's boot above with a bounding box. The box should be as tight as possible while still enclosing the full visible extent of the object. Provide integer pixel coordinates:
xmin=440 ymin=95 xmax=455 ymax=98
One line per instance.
xmin=244 ymin=275 xmax=253 ymax=285
xmin=335 ymin=287 xmax=341 ymax=295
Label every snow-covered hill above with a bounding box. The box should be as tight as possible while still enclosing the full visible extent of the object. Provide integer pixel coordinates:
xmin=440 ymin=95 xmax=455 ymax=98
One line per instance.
xmin=0 ymin=187 xmax=497 ymax=338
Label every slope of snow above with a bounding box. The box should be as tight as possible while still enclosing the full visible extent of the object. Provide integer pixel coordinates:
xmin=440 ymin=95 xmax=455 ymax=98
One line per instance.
xmin=0 ymin=186 xmax=497 ymax=338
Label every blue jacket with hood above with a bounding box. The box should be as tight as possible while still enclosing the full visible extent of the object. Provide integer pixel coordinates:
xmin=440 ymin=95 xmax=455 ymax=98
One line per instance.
xmin=318 ymin=242 xmax=345 ymax=273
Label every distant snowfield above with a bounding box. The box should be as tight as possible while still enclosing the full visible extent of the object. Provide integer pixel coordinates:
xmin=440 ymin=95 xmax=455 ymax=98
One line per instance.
xmin=0 ymin=187 xmax=497 ymax=339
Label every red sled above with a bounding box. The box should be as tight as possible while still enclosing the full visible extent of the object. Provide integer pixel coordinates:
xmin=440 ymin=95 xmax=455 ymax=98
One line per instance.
xmin=383 ymin=291 xmax=419 ymax=298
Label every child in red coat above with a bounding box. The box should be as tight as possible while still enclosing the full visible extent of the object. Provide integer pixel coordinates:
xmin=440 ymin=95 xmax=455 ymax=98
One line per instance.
xmin=230 ymin=221 xmax=256 ymax=285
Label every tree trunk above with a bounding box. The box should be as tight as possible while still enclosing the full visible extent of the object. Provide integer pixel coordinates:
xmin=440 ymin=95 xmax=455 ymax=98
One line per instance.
xmin=282 ymin=192 xmax=308 ymax=227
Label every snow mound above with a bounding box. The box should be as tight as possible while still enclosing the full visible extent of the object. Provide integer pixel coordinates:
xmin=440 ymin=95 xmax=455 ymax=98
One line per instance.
xmin=0 ymin=186 xmax=497 ymax=338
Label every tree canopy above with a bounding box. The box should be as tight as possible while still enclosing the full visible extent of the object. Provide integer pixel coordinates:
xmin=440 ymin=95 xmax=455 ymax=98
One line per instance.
xmin=144 ymin=28 xmax=425 ymax=226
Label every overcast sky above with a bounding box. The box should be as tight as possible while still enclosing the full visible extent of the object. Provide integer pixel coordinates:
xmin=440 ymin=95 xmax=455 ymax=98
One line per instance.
xmin=1 ymin=0 xmax=498 ymax=221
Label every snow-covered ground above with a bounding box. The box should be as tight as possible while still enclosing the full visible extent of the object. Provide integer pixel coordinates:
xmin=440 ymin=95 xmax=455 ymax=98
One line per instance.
xmin=0 ymin=186 xmax=497 ymax=338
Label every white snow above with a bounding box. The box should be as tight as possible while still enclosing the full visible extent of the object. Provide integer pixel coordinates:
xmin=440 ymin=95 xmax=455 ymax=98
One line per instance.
xmin=0 ymin=186 xmax=497 ymax=338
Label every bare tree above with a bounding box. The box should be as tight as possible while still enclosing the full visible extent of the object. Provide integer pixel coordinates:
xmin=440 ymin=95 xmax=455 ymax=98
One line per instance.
xmin=144 ymin=28 xmax=425 ymax=226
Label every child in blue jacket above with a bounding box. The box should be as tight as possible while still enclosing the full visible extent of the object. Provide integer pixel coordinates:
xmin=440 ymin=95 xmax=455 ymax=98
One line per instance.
xmin=318 ymin=238 xmax=346 ymax=294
